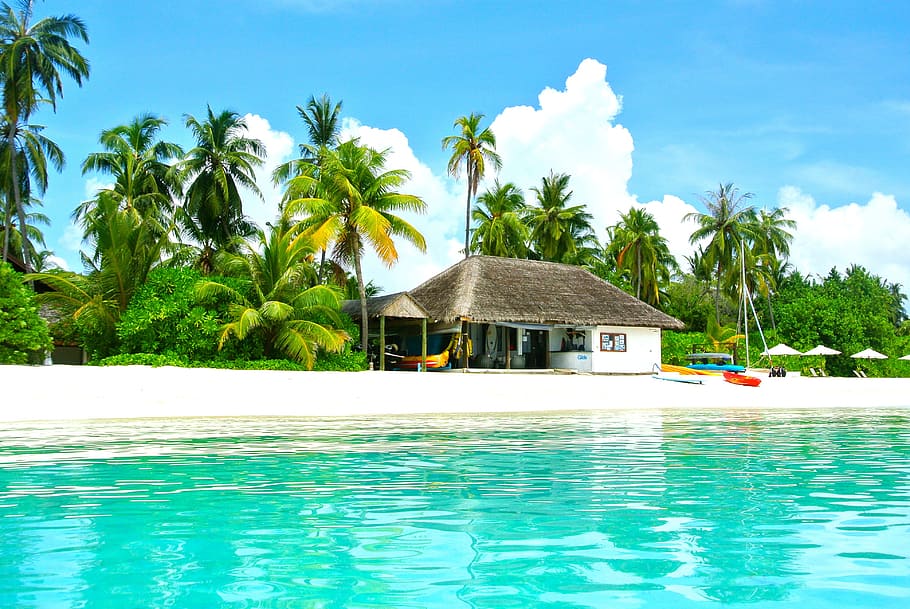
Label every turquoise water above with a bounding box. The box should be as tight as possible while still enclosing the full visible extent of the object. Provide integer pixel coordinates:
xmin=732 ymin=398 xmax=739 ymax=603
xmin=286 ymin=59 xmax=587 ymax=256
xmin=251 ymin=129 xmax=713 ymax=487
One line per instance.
xmin=1 ymin=410 xmax=908 ymax=608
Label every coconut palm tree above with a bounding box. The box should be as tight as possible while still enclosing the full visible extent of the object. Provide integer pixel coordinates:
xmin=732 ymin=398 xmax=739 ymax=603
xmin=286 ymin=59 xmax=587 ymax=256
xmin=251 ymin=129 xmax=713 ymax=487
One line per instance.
xmin=195 ymin=221 xmax=349 ymax=369
xmin=76 ymin=114 xmax=183 ymax=228
xmin=685 ymin=182 xmax=758 ymax=325
xmin=27 ymin=196 xmax=170 ymax=357
xmin=525 ymin=171 xmax=595 ymax=263
xmin=285 ymin=139 xmax=427 ymax=353
xmin=273 ymin=94 xmax=344 ymax=283
xmin=1 ymin=198 xmax=46 ymax=266
xmin=0 ymin=1 xmax=89 ymax=270
xmin=748 ymin=207 xmax=796 ymax=330
xmin=607 ymin=206 xmax=678 ymax=306
xmin=180 ymin=107 xmax=265 ymax=274
xmin=0 ymin=110 xmax=62 ymax=265
xmin=442 ymin=113 xmax=501 ymax=258
xmin=470 ymin=180 xmax=527 ymax=257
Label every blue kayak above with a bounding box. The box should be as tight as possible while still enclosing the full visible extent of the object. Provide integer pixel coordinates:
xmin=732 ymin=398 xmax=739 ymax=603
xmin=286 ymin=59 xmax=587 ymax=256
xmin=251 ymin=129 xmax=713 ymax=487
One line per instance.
xmin=687 ymin=363 xmax=746 ymax=373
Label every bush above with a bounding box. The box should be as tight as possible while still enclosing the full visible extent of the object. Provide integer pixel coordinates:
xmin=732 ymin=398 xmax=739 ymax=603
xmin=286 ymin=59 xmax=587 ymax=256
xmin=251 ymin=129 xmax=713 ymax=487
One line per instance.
xmin=0 ymin=262 xmax=52 ymax=364
xmin=93 ymin=353 xmax=310 ymax=371
xmin=117 ymin=267 xmax=263 ymax=361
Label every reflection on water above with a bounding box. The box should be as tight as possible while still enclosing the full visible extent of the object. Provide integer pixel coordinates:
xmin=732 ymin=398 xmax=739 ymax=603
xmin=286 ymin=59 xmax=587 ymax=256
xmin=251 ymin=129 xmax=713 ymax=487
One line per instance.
xmin=0 ymin=410 xmax=908 ymax=608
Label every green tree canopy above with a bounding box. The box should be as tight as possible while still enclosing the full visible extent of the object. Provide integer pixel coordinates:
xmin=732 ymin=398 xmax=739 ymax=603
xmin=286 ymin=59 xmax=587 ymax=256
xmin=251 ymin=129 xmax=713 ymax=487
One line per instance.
xmin=0 ymin=259 xmax=50 ymax=362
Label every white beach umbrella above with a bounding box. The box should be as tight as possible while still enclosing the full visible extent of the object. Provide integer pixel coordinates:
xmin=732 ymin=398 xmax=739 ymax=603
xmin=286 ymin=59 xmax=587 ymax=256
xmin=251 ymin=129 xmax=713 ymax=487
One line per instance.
xmin=850 ymin=348 xmax=888 ymax=359
xmin=761 ymin=343 xmax=802 ymax=356
xmin=899 ymin=354 xmax=910 ymax=361
xmin=802 ymin=345 xmax=842 ymax=356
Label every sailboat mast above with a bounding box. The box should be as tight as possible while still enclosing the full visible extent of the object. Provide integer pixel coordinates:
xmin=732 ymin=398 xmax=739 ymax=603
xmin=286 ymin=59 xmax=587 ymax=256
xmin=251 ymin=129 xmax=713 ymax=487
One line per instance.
xmin=742 ymin=241 xmax=750 ymax=368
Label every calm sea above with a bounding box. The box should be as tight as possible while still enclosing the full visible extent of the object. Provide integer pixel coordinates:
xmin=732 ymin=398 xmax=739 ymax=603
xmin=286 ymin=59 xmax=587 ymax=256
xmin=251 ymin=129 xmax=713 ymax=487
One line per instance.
xmin=1 ymin=410 xmax=908 ymax=608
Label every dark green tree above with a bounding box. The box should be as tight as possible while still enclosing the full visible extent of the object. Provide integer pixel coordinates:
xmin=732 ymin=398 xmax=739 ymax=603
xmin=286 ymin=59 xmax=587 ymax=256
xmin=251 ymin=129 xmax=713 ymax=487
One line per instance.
xmin=0 ymin=259 xmax=51 ymax=362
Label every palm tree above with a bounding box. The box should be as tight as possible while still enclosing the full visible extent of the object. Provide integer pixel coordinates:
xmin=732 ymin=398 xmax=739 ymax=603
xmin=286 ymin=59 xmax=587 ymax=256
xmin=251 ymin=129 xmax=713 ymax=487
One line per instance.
xmin=27 ymin=196 xmax=170 ymax=357
xmin=76 ymin=114 xmax=183 ymax=228
xmin=195 ymin=221 xmax=349 ymax=369
xmin=607 ymin=207 xmax=678 ymax=306
xmin=0 ymin=109 xmax=62 ymax=265
xmin=748 ymin=207 xmax=796 ymax=330
xmin=273 ymin=94 xmax=344 ymax=283
xmin=442 ymin=113 xmax=501 ymax=258
xmin=273 ymin=93 xmax=343 ymax=187
xmin=180 ymin=107 xmax=265 ymax=273
xmin=0 ymin=1 xmax=89 ymax=270
xmin=285 ymin=139 xmax=427 ymax=353
xmin=1 ymin=197 xmax=46 ymax=266
xmin=525 ymin=171 xmax=595 ymax=263
xmin=685 ymin=182 xmax=758 ymax=325
xmin=470 ymin=180 xmax=527 ymax=257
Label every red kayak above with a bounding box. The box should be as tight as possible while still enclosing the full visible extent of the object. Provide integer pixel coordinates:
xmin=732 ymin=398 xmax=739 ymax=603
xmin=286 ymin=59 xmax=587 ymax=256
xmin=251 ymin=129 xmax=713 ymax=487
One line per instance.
xmin=723 ymin=371 xmax=762 ymax=387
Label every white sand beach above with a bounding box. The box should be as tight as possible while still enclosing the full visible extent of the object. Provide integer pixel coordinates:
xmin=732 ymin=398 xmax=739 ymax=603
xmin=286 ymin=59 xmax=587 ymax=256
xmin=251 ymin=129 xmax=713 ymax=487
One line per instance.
xmin=3 ymin=364 xmax=909 ymax=422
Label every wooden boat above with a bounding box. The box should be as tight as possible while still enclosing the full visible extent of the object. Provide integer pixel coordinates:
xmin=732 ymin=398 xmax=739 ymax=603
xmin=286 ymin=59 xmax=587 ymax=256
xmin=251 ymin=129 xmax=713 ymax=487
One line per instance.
xmin=723 ymin=371 xmax=761 ymax=387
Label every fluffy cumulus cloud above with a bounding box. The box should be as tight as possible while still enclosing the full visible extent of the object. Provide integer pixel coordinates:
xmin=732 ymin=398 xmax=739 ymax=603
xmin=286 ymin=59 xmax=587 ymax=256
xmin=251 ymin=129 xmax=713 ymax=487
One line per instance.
xmin=779 ymin=186 xmax=910 ymax=290
xmin=491 ymin=58 xmax=638 ymax=237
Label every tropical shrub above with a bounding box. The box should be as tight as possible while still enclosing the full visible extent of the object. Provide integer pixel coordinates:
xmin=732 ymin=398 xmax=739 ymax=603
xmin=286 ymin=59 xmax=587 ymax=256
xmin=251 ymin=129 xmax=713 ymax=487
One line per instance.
xmin=0 ymin=262 xmax=52 ymax=363
xmin=117 ymin=266 xmax=262 ymax=361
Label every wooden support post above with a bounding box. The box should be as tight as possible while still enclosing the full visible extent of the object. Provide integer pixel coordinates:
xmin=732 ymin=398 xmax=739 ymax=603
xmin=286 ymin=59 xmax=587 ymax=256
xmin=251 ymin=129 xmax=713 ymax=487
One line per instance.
xmin=421 ymin=317 xmax=427 ymax=372
xmin=379 ymin=315 xmax=386 ymax=371
xmin=461 ymin=320 xmax=469 ymax=370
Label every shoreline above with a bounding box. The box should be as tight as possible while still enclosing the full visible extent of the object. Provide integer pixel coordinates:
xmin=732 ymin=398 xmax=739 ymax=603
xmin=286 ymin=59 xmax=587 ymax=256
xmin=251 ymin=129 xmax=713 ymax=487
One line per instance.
xmin=3 ymin=364 xmax=909 ymax=422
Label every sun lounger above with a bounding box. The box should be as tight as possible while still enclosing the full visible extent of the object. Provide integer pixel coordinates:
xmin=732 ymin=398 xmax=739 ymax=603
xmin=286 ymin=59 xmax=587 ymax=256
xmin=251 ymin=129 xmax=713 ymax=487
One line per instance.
xmin=853 ymin=369 xmax=868 ymax=378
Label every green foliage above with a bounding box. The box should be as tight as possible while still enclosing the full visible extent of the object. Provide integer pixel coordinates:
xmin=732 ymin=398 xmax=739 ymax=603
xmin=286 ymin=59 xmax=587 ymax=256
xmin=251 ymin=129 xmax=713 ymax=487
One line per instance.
xmin=117 ymin=266 xmax=262 ymax=361
xmin=661 ymin=330 xmax=708 ymax=365
xmin=662 ymin=276 xmax=714 ymax=332
xmin=773 ymin=266 xmax=908 ymax=377
xmin=93 ymin=353 xmax=319 ymax=372
xmin=0 ymin=262 xmax=52 ymax=363
xmin=312 ymin=349 xmax=368 ymax=371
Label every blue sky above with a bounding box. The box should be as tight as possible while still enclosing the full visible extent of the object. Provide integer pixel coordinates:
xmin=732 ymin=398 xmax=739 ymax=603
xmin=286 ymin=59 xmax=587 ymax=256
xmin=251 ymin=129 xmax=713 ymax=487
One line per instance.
xmin=32 ymin=0 xmax=910 ymax=293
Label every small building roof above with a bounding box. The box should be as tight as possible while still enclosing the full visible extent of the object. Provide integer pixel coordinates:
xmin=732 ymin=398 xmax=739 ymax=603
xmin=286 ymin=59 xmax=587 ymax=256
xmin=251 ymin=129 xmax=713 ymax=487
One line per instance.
xmin=408 ymin=256 xmax=684 ymax=330
xmin=342 ymin=291 xmax=429 ymax=319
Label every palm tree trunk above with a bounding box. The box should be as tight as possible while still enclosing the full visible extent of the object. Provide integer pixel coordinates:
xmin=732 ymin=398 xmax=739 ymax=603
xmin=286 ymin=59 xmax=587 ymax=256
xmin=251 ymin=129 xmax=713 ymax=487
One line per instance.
xmin=464 ymin=165 xmax=473 ymax=258
xmin=766 ymin=290 xmax=777 ymax=332
xmin=7 ymin=132 xmax=29 ymax=272
xmin=636 ymin=245 xmax=642 ymax=300
xmin=354 ymin=251 xmax=369 ymax=354
xmin=2 ymin=195 xmax=12 ymax=263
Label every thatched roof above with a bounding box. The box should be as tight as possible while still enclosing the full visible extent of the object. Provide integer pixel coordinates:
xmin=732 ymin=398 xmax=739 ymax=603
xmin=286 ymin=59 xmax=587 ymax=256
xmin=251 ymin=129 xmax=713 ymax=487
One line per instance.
xmin=408 ymin=256 xmax=685 ymax=330
xmin=342 ymin=291 xmax=429 ymax=319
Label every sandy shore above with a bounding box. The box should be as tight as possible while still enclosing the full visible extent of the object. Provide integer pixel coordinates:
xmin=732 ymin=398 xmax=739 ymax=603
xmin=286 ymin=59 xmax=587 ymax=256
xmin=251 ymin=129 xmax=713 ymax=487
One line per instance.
xmin=2 ymin=364 xmax=908 ymax=422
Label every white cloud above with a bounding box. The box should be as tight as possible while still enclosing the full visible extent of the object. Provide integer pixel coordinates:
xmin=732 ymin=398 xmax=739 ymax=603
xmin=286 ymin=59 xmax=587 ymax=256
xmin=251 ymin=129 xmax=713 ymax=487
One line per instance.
xmin=241 ymin=113 xmax=295 ymax=231
xmin=491 ymin=58 xmax=637 ymax=237
xmin=780 ymin=186 xmax=910 ymax=290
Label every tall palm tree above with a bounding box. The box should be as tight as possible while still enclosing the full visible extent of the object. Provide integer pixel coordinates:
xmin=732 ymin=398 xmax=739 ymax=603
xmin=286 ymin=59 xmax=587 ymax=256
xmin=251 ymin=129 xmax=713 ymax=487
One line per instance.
xmin=285 ymin=139 xmax=427 ymax=352
xmin=685 ymin=182 xmax=758 ymax=325
xmin=0 ymin=114 xmax=60 ymax=262
xmin=607 ymin=207 xmax=678 ymax=306
xmin=195 ymin=221 xmax=349 ymax=369
xmin=272 ymin=93 xmax=343 ymax=187
xmin=0 ymin=1 xmax=89 ymax=270
xmin=273 ymin=93 xmax=344 ymax=283
xmin=470 ymin=180 xmax=527 ymax=257
xmin=27 ymin=196 xmax=170 ymax=357
xmin=748 ymin=207 xmax=796 ymax=330
xmin=1 ymin=197 xmax=46 ymax=266
xmin=77 ymin=113 xmax=183 ymax=228
xmin=442 ymin=113 xmax=501 ymax=258
xmin=525 ymin=171 xmax=595 ymax=263
xmin=180 ymin=107 xmax=265 ymax=273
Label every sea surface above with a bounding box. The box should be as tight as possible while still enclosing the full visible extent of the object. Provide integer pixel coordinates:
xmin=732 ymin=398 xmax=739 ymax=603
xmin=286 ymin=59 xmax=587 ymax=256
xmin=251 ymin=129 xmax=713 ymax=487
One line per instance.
xmin=0 ymin=410 xmax=908 ymax=608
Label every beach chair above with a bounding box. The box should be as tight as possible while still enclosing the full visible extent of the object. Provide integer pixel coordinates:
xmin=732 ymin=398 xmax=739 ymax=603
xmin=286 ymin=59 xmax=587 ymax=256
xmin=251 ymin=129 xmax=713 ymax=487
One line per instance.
xmin=852 ymin=369 xmax=867 ymax=378
xmin=808 ymin=368 xmax=819 ymax=377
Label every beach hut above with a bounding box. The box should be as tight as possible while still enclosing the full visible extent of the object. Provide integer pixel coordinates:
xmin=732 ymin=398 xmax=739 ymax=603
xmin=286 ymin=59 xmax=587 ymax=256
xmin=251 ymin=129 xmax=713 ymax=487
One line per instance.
xmin=342 ymin=292 xmax=429 ymax=371
xmin=405 ymin=256 xmax=684 ymax=373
